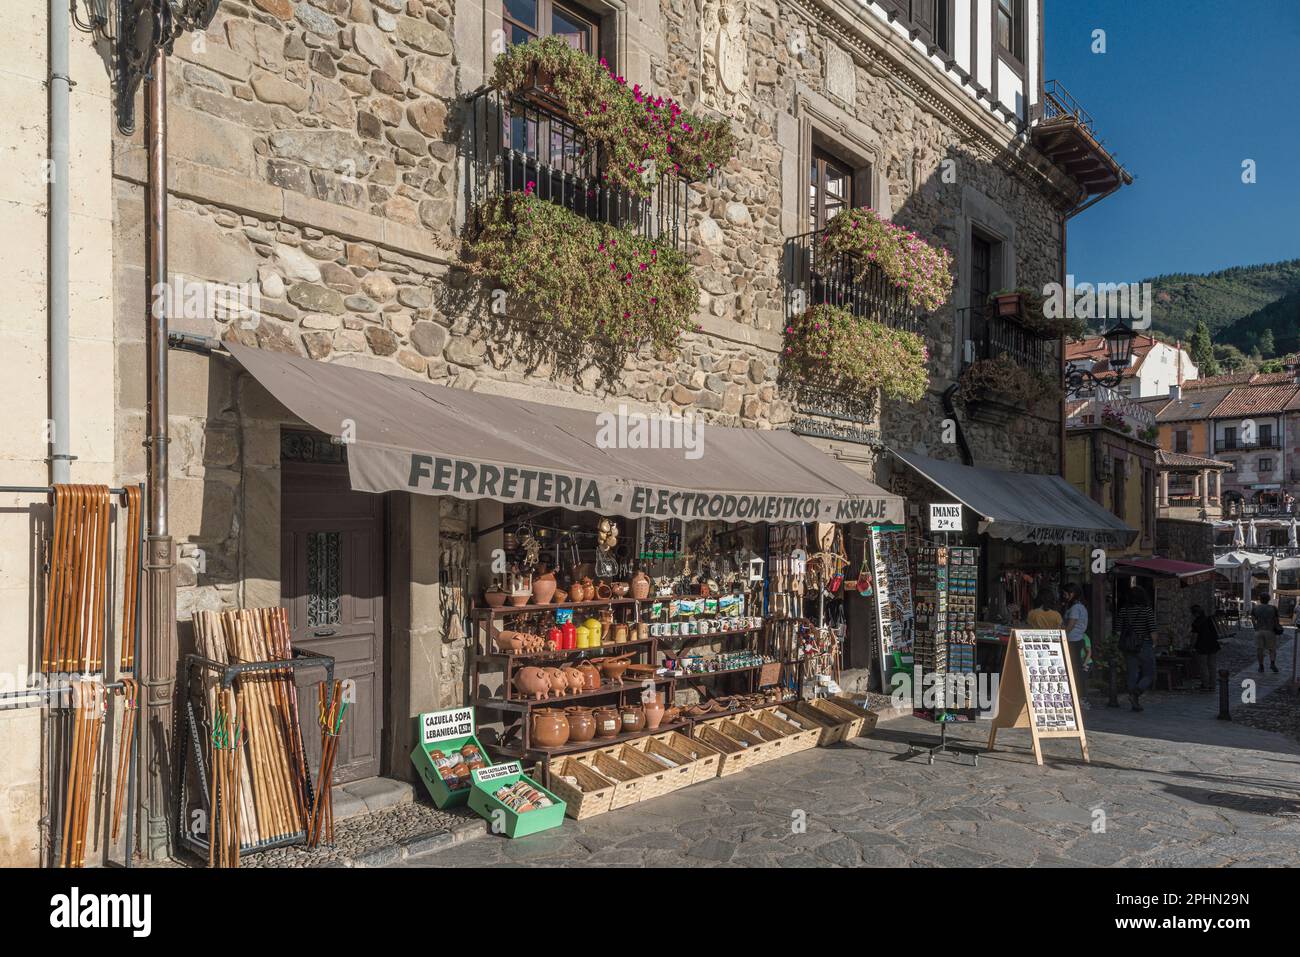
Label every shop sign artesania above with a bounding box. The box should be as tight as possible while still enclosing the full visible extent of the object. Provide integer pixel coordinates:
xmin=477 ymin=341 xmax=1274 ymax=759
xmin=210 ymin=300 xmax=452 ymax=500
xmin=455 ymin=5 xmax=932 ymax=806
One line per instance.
xmin=351 ymin=449 xmax=901 ymax=524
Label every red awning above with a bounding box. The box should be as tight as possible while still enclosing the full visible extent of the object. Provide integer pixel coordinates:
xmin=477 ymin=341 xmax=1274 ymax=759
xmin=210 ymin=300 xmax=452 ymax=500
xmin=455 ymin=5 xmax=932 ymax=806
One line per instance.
xmin=1113 ymin=557 xmax=1216 ymax=585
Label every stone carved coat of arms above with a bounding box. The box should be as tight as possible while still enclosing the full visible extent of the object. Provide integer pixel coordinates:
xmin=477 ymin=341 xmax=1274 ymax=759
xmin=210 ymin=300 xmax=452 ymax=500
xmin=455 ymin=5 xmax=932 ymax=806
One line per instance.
xmin=701 ymin=0 xmax=751 ymax=114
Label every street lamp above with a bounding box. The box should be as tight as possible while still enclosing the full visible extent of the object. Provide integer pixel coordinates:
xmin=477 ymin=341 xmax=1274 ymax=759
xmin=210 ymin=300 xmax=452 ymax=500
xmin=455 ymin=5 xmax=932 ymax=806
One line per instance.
xmin=1067 ymin=321 xmax=1138 ymax=393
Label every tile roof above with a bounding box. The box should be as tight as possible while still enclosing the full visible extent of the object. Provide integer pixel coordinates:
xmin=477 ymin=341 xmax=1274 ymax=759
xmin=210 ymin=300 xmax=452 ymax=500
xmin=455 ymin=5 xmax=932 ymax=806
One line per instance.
xmin=1157 ymin=386 xmax=1234 ymax=422
xmin=1156 ymin=449 xmax=1232 ymax=470
xmin=1212 ymin=384 xmax=1300 ymax=418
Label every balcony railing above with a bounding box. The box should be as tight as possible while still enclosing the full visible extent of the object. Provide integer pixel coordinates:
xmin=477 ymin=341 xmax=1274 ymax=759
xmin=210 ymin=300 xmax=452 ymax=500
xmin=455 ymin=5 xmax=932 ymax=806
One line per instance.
xmin=463 ymin=87 xmax=689 ymax=251
xmin=957 ymin=304 xmax=1057 ymax=379
xmin=782 ymin=229 xmax=920 ymax=332
xmin=1041 ymin=79 xmax=1096 ymax=133
xmin=1215 ymin=438 xmax=1282 ymax=453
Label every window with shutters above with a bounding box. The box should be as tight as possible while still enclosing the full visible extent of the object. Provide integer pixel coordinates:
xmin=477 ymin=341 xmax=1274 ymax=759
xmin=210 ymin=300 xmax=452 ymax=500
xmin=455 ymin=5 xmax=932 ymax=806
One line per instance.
xmin=809 ymin=148 xmax=857 ymax=232
xmin=996 ymin=0 xmax=1025 ymax=65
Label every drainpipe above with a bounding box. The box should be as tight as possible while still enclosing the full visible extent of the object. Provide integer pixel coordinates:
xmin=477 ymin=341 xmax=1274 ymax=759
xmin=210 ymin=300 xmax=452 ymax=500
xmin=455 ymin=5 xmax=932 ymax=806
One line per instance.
xmin=49 ymin=0 xmax=71 ymax=483
xmin=143 ymin=49 xmax=177 ymax=862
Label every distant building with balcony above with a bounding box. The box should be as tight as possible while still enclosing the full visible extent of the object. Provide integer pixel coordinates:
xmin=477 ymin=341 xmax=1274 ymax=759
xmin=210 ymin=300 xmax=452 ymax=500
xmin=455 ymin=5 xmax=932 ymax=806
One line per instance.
xmin=1155 ymin=449 xmax=1231 ymax=522
xmin=1066 ymin=335 xmax=1198 ymax=399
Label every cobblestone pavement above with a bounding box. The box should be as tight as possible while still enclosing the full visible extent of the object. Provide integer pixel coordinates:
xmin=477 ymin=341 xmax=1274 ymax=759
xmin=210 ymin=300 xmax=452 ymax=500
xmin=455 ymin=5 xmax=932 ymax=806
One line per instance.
xmin=400 ymin=647 xmax=1300 ymax=868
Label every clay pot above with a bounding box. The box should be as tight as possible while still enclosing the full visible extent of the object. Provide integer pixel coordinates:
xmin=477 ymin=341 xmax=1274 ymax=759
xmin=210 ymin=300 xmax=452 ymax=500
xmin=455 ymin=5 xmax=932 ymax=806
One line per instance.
xmin=531 ymin=576 xmax=557 ymax=605
xmin=564 ymin=707 xmax=596 ymax=743
xmin=530 ymin=709 xmax=570 ymax=748
xmin=619 ymin=704 xmax=645 ymax=733
xmin=662 ymin=706 xmax=682 ymax=726
xmin=553 ymin=588 xmax=568 ymax=603
xmin=611 ymin=623 xmax=629 ymax=644
xmin=611 ymin=582 xmax=630 ymax=598
xmin=593 ymin=707 xmax=620 ymax=738
xmin=484 ymin=588 xmax=507 ymax=608
xmin=580 ymin=577 xmax=595 ymax=601
xmin=508 ymin=591 xmax=531 ymax=607
xmin=542 ymin=667 xmax=568 ymax=697
xmin=593 ymin=651 xmax=634 ymax=684
xmin=513 ymin=666 xmax=551 ymax=700
xmin=595 ymin=581 xmax=613 ymax=600
xmin=560 ymin=666 xmax=585 ymax=694
xmin=629 ymin=571 xmax=651 ymax=600
xmin=643 ymin=697 xmax=665 ymax=730
xmin=575 ymin=661 xmax=601 ymax=691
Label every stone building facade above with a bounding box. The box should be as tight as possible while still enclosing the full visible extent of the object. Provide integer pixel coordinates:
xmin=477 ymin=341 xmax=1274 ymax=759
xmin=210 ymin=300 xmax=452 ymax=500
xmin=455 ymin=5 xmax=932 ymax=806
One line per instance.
xmin=2 ymin=0 xmax=1123 ymax=861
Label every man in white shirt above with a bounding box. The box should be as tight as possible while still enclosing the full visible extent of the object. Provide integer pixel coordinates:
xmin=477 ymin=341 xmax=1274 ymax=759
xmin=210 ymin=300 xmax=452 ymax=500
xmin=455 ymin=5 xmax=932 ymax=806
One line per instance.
xmin=1063 ymin=584 xmax=1090 ymax=707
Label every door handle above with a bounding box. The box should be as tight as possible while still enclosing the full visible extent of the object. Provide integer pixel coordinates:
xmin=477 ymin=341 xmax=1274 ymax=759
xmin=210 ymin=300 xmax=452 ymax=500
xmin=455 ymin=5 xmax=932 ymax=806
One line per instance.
xmin=312 ymin=628 xmax=337 ymax=637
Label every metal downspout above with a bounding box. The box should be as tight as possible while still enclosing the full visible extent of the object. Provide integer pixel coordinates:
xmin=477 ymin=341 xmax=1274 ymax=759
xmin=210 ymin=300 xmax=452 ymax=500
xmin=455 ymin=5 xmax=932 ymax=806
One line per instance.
xmin=49 ymin=0 xmax=71 ymax=483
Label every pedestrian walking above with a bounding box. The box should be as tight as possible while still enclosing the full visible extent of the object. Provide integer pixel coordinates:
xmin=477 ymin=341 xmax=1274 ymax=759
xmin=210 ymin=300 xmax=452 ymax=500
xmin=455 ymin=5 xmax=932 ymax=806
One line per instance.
xmin=1189 ymin=604 xmax=1220 ymax=692
xmin=1026 ymin=591 xmax=1063 ymax=630
xmin=1250 ymin=593 xmax=1282 ymax=674
xmin=1062 ymin=583 xmax=1090 ymax=706
xmin=1116 ymin=586 xmax=1157 ymax=711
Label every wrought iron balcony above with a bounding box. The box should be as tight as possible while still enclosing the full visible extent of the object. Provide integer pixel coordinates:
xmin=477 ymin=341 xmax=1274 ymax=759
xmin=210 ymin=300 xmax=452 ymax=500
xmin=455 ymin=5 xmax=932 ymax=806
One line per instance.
xmin=1215 ymin=437 xmax=1282 ymax=453
xmin=782 ymin=229 xmax=920 ymax=332
xmin=463 ymin=87 xmax=689 ymax=251
xmin=957 ymin=304 xmax=1058 ymax=379
xmin=1033 ymin=79 xmax=1131 ymax=202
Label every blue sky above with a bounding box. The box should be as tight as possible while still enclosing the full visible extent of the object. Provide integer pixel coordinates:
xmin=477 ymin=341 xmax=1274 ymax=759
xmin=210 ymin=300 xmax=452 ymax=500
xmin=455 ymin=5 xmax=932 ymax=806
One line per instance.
xmin=1045 ymin=0 xmax=1300 ymax=283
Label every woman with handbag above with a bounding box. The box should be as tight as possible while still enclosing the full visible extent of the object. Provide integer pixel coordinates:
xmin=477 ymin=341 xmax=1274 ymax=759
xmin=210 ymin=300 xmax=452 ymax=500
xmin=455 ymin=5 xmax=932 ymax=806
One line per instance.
xmin=1116 ymin=586 xmax=1157 ymax=712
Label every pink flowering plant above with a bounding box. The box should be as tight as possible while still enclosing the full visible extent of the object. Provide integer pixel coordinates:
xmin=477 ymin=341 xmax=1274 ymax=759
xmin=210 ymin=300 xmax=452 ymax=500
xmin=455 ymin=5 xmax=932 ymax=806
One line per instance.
xmin=491 ymin=37 xmax=735 ymax=197
xmin=783 ymin=303 xmax=930 ymax=402
xmin=467 ymin=189 xmax=696 ymax=350
xmin=819 ymin=208 xmax=954 ymax=312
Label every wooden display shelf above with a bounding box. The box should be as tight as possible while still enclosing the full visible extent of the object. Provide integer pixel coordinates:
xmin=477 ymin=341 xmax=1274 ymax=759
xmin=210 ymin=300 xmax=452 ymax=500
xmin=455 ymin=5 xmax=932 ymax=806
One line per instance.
xmin=474 ymin=676 xmax=674 ymax=710
xmin=504 ymin=719 xmax=693 ymax=758
xmin=653 ymin=626 xmax=762 ymax=643
xmin=472 ymin=597 xmax=636 ymax=616
xmin=478 ymin=637 xmax=654 ymax=663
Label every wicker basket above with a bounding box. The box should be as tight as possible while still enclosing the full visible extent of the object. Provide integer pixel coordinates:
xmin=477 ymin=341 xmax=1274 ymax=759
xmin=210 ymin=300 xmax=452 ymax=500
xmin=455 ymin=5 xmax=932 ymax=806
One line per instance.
xmin=748 ymin=702 xmax=816 ymax=754
xmin=543 ymin=757 xmax=616 ymax=819
xmin=616 ymin=745 xmax=692 ymax=799
xmin=792 ymin=700 xmax=847 ymax=745
xmin=737 ymin=713 xmax=791 ymax=761
xmin=714 ymin=718 xmax=774 ymax=764
xmin=652 ymin=731 xmax=721 ymax=783
xmin=753 ymin=706 xmax=821 ymax=752
xmin=694 ymin=722 xmax=756 ymax=776
xmin=626 ymin=737 xmax=698 ymax=792
xmin=829 ymin=695 xmax=879 ymax=737
xmin=804 ymin=697 xmax=860 ymax=740
xmin=575 ymin=750 xmax=645 ymax=809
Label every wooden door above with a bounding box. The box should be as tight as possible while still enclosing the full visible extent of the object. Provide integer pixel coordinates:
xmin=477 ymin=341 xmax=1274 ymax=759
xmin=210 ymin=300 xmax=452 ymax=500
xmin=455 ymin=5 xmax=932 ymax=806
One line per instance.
xmin=281 ymin=444 xmax=385 ymax=784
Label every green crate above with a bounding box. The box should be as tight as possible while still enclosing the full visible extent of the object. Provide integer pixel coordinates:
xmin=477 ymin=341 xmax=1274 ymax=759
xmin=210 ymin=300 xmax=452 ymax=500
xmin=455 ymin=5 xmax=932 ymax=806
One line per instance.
xmin=468 ymin=761 xmax=566 ymax=839
xmin=410 ymin=707 xmax=491 ymax=808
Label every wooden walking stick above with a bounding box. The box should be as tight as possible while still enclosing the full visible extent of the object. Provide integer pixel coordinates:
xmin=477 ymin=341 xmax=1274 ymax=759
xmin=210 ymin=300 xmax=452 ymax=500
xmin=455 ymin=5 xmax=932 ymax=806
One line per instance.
xmin=119 ymin=487 xmax=141 ymax=672
xmin=110 ymin=678 xmax=137 ymax=842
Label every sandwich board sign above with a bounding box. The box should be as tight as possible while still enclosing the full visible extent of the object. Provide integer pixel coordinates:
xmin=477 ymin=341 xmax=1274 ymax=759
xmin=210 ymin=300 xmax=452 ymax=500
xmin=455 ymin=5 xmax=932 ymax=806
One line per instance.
xmin=929 ymin=503 xmax=962 ymax=532
xmin=986 ymin=629 xmax=1089 ymax=765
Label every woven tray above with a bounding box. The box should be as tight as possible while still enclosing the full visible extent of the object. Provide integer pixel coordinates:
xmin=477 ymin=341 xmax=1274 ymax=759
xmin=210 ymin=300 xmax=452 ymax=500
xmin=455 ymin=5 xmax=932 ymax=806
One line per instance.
xmin=752 ymin=705 xmax=821 ymax=752
xmin=792 ymin=700 xmax=848 ymax=745
xmin=616 ymin=744 xmax=693 ymax=799
xmin=694 ymin=722 xmax=756 ymax=776
xmin=651 ymin=731 xmax=721 ymax=783
xmin=542 ymin=757 xmax=616 ymax=819
xmin=829 ymin=695 xmax=880 ymax=737
xmin=574 ymin=750 xmax=645 ymax=809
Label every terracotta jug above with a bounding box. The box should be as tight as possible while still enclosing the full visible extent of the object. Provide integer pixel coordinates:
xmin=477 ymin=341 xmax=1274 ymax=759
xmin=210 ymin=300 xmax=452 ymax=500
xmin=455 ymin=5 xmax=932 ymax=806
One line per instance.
xmin=531 ymin=573 xmax=557 ymax=605
xmin=564 ymin=707 xmax=596 ymax=743
xmin=580 ymin=577 xmax=595 ymax=601
xmin=530 ymin=709 xmax=570 ymax=748
xmin=575 ymin=661 xmax=601 ymax=691
xmin=513 ymin=666 xmax=551 ymax=700
xmin=593 ymin=706 xmax=620 ymax=738
xmin=643 ymin=693 xmax=665 ymax=730
xmin=630 ymin=571 xmax=650 ymax=600
xmin=619 ymin=703 xmax=645 ymax=733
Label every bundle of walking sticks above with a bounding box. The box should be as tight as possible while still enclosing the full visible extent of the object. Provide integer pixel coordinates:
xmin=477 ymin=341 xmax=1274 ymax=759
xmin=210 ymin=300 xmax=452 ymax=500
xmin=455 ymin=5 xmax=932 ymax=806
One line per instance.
xmin=307 ymin=679 xmax=349 ymax=848
xmin=61 ymin=678 xmax=105 ymax=868
xmin=43 ymin=485 xmax=113 ymax=673
xmin=209 ymin=688 xmax=244 ymax=868
xmin=193 ymin=608 xmax=311 ymax=857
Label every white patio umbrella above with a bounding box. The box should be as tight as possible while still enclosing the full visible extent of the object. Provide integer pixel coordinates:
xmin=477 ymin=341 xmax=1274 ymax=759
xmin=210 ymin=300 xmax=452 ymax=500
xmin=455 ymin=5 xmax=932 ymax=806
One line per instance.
xmin=1233 ymin=520 xmax=1245 ymax=548
xmin=1270 ymin=554 xmax=1279 ymax=599
xmin=1289 ymin=517 xmax=1297 ymax=549
xmin=1247 ymin=518 xmax=1258 ymax=548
